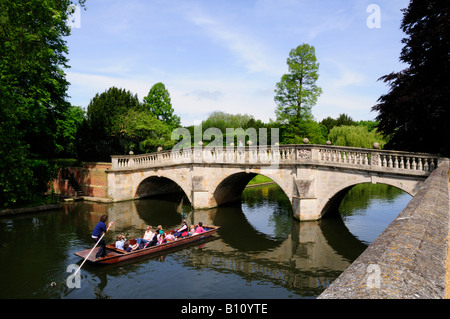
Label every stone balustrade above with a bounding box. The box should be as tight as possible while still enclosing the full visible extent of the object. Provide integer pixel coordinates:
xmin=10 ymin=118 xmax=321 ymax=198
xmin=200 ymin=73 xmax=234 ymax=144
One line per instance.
xmin=111 ymin=144 xmax=440 ymax=175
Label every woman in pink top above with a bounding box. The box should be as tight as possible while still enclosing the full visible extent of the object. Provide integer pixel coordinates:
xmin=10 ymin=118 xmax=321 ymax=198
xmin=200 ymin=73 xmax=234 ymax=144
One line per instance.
xmin=195 ymin=222 xmax=205 ymax=234
xmin=157 ymin=233 xmax=166 ymax=245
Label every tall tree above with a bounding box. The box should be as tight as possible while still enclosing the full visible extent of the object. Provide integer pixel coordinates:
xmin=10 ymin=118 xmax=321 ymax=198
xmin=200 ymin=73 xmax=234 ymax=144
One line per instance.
xmin=274 ymin=44 xmax=322 ymax=124
xmin=0 ymin=0 xmax=85 ymax=206
xmin=372 ymin=0 xmax=450 ymax=156
xmin=143 ymin=82 xmax=181 ymax=128
xmin=86 ymin=87 xmax=140 ymax=137
xmin=120 ymin=109 xmax=175 ymax=154
xmin=79 ymin=87 xmax=141 ymax=161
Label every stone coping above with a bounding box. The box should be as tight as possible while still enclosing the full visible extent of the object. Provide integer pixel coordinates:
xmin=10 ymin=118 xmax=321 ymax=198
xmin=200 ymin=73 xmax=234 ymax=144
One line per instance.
xmin=318 ymin=163 xmax=450 ymax=299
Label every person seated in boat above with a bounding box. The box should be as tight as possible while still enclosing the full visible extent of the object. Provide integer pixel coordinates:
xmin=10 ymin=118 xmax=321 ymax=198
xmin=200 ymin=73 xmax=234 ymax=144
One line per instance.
xmin=195 ymin=222 xmax=205 ymax=234
xmin=174 ymin=220 xmax=188 ymax=238
xmin=135 ymin=225 xmax=155 ymax=248
xmin=165 ymin=231 xmax=176 ymax=243
xmin=188 ymin=225 xmax=196 ymax=236
xmin=124 ymin=240 xmax=139 ymax=252
xmin=143 ymin=225 xmax=154 ymax=240
xmin=147 ymin=232 xmax=158 ymax=247
xmin=157 ymin=233 xmax=166 ymax=245
xmin=157 ymin=225 xmax=165 ymax=235
xmin=115 ymin=234 xmax=126 ymax=250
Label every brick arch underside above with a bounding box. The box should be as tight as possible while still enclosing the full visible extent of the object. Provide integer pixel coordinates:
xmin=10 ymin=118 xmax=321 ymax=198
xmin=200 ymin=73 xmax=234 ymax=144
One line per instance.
xmin=135 ymin=176 xmax=189 ymax=202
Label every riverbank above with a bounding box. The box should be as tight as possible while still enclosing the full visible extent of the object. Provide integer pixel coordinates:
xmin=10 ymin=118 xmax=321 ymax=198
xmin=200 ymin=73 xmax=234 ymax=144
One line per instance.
xmin=0 ymin=203 xmax=63 ymax=217
xmin=0 ymin=180 xmax=276 ymax=218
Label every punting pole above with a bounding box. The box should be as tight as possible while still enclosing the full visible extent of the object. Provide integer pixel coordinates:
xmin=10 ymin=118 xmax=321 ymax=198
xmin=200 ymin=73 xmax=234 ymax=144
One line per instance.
xmin=73 ymin=221 xmax=114 ymax=278
xmin=73 ymin=232 xmax=105 ymax=277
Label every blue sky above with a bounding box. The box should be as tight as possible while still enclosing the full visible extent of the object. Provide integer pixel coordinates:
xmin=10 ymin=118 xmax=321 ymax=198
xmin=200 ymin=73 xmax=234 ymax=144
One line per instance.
xmin=66 ymin=0 xmax=410 ymax=126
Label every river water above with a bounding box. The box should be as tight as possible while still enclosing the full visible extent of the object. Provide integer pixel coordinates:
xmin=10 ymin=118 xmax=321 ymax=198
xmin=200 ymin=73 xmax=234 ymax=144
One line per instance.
xmin=0 ymin=183 xmax=411 ymax=299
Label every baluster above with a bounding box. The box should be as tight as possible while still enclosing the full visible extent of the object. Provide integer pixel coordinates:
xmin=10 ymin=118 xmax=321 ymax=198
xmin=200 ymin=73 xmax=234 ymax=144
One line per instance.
xmin=423 ymin=158 xmax=429 ymax=171
xmin=417 ymin=158 xmax=423 ymax=171
xmin=399 ymin=156 xmax=404 ymax=169
xmin=381 ymin=155 xmax=387 ymax=167
xmin=430 ymin=159 xmax=436 ymax=170
xmin=363 ymin=153 xmax=368 ymax=165
xmin=387 ymin=155 xmax=393 ymax=168
xmin=394 ymin=156 xmax=398 ymax=168
xmin=411 ymin=158 xmax=416 ymax=170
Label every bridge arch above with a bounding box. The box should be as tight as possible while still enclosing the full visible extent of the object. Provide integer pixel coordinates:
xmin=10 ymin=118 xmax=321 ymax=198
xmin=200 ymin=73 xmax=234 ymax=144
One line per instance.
xmin=318 ymin=177 xmax=416 ymax=219
xmin=135 ymin=173 xmax=192 ymax=204
xmin=212 ymin=170 xmax=292 ymax=207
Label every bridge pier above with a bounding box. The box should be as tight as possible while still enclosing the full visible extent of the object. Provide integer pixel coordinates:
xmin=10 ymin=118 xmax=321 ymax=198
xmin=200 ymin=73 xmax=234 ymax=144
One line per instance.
xmin=292 ymin=197 xmax=320 ymax=221
xmin=191 ymin=190 xmax=215 ymax=210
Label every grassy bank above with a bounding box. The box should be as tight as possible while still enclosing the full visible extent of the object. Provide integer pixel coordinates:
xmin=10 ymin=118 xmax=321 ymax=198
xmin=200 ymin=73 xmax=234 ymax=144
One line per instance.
xmin=247 ymin=175 xmax=274 ymax=185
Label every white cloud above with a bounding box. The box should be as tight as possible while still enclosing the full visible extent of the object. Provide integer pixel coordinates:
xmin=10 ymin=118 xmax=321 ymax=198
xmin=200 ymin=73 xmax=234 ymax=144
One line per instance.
xmin=66 ymin=71 xmax=277 ymax=126
xmin=184 ymin=6 xmax=281 ymax=75
xmin=66 ymin=0 xmax=409 ymax=126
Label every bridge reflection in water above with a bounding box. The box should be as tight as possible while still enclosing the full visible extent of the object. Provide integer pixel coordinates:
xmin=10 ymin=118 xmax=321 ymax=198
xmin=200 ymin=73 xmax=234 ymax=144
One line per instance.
xmin=97 ymin=184 xmax=376 ymax=296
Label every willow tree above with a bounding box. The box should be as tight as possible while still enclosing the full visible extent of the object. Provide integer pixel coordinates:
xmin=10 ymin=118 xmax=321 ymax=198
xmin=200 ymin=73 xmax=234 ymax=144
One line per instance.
xmin=274 ymin=43 xmax=322 ymax=124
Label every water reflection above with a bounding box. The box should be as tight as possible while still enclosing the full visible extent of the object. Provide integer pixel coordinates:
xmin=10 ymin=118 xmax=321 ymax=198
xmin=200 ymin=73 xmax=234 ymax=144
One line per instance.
xmin=0 ymin=183 xmax=409 ymax=299
xmin=338 ymin=183 xmax=412 ymax=244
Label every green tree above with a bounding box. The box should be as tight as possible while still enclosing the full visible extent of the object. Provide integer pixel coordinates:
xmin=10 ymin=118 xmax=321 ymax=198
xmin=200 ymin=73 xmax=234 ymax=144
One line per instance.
xmin=143 ymin=82 xmax=181 ymax=128
xmin=86 ymin=87 xmax=140 ymax=137
xmin=79 ymin=87 xmax=141 ymax=161
xmin=319 ymin=113 xmax=356 ymax=135
xmin=274 ymin=43 xmax=322 ymax=124
xmin=328 ymin=125 xmax=386 ymax=149
xmin=372 ymin=0 xmax=450 ymax=156
xmin=280 ymin=118 xmax=326 ymax=145
xmin=55 ymin=105 xmax=85 ymax=158
xmin=0 ymin=0 xmax=85 ymax=207
xmin=120 ymin=109 xmax=175 ymax=154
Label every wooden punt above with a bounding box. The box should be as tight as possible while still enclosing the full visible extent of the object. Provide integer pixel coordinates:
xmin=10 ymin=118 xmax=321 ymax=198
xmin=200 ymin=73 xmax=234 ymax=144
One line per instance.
xmin=74 ymin=225 xmax=220 ymax=265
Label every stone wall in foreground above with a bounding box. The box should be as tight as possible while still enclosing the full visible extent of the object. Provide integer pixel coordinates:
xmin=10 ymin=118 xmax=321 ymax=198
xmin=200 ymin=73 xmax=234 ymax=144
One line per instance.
xmin=319 ymin=160 xmax=450 ymax=299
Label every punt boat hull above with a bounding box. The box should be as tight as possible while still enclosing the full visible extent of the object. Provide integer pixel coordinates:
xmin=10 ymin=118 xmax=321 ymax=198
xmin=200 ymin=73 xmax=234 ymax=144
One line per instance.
xmin=74 ymin=225 xmax=220 ymax=265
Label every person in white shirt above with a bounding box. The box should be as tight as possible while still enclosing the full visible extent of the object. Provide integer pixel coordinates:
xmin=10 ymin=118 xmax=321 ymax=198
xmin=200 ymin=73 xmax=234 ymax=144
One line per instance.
xmin=135 ymin=226 xmax=154 ymax=248
xmin=115 ymin=234 xmax=126 ymax=250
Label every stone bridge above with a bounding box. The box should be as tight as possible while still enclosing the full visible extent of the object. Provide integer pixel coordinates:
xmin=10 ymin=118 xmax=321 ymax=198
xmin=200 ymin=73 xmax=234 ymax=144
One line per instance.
xmin=106 ymin=144 xmax=444 ymax=221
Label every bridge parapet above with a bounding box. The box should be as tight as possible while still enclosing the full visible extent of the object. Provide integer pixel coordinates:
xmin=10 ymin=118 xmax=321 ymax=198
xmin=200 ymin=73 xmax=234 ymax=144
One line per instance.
xmin=111 ymin=144 xmax=440 ymax=176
